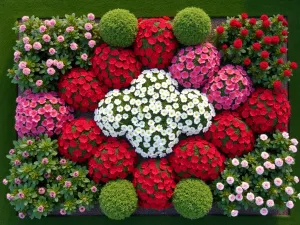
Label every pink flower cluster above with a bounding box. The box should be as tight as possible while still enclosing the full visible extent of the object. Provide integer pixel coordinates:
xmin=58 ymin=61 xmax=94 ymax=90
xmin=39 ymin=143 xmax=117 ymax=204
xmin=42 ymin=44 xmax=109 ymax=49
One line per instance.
xmin=15 ymin=90 xmax=74 ymax=137
xmin=203 ymin=64 xmax=253 ymax=110
xmin=169 ymin=42 xmax=221 ymax=88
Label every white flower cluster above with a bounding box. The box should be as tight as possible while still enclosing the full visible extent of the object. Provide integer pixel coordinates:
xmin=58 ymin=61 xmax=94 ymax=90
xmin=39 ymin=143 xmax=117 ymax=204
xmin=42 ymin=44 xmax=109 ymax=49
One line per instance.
xmin=94 ymin=69 xmax=215 ymax=158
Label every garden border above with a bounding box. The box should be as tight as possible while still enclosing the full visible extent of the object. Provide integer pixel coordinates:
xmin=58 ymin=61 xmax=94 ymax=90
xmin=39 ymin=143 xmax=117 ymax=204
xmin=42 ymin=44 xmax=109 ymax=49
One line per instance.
xmin=0 ymin=0 xmax=299 ymax=225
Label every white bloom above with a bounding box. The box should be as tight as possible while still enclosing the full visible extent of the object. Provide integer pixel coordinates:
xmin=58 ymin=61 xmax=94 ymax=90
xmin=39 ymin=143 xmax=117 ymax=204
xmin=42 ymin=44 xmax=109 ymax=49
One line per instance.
xmin=275 ymin=158 xmax=284 ymax=167
xmin=241 ymin=160 xmax=248 ymax=168
xmin=260 ymin=134 xmax=268 ymax=141
xmin=261 ymin=152 xmax=269 ymax=159
xmin=262 ymin=181 xmax=271 ymax=190
xmin=231 ymin=210 xmax=238 ymax=217
xmin=298 ymin=193 xmax=300 ymax=199
xmin=286 ymin=201 xmax=294 ymax=209
xmin=226 ymin=176 xmax=235 ymax=185
xmin=255 ymin=196 xmax=264 ymax=206
xmin=256 ymin=166 xmax=264 ymax=175
xmin=291 ymin=138 xmax=298 ymax=146
xmin=294 ymin=176 xmax=299 ymax=183
xmin=282 ymin=132 xmax=289 ymax=139
xmin=228 ymin=194 xmax=236 ymax=202
xmin=285 ymin=187 xmax=294 ymax=195
xmin=232 ymin=158 xmax=239 ymax=166
xmin=260 ymin=208 xmax=268 ymax=216
xmin=266 ymin=199 xmax=274 ymax=207
xmin=246 ymin=192 xmax=255 ymax=201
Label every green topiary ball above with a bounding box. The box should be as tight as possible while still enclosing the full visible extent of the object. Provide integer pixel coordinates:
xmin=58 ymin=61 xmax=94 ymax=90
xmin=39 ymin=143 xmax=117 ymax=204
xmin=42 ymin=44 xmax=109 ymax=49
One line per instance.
xmin=173 ymin=178 xmax=213 ymax=219
xmin=100 ymin=9 xmax=138 ymax=47
xmin=173 ymin=7 xmax=211 ymax=45
xmin=99 ymin=179 xmax=138 ymax=220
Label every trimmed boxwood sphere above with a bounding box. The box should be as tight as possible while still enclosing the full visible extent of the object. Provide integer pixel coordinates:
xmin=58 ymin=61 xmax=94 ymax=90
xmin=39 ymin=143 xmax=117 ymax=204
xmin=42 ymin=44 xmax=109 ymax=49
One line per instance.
xmin=100 ymin=9 xmax=138 ymax=47
xmin=99 ymin=179 xmax=138 ymax=220
xmin=173 ymin=7 xmax=211 ymax=45
xmin=173 ymin=178 xmax=213 ymax=219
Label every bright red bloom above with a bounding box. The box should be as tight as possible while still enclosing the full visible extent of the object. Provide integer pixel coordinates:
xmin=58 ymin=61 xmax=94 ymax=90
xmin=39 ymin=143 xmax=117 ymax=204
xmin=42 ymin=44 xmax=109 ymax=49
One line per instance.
xmin=252 ymin=42 xmax=261 ymax=51
xmin=260 ymin=61 xmax=269 ymax=70
xmin=58 ymin=68 xmax=108 ymax=112
xmin=241 ymin=13 xmax=248 ymax=19
xmin=169 ymin=136 xmax=225 ymax=180
xmin=256 ymin=30 xmax=264 ymax=38
xmin=58 ymin=118 xmax=107 ymax=163
xmin=262 ymin=20 xmax=271 ymax=28
xmin=278 ymin=15 xmax=284 ymax=21
xmin=233 ymin=38 xmax=243 ymax=49
xmin=230 ymin=19 xmax=238 ymax=27
xmin=277 ymin=58 xmax=284 ymax=64
xmin=282 ymin=19 xmax=288 ymax=26
xmin=249 ymin=18 xmax=256 ymax=25
xmin=240 ymin=29 xmax=248 ymax=36
xmin=283 ymin=69 xmax=292 ymax=77
xmin=273 ymin=80 xmax=282 ymax=89
xmin=260 ymin=14 xmax=269 ymax=21
xmin=216 ymin=26 xmax=225 ymax=34
xmin=261 ymin=51 xmax=269 ymax=59
xmin=271 ymin=36 xmax=280 ymax=44
xmin=280 ymin=47 xmax=287 ymax=53
xmin=244 ymin=58 xmax=251 ymax=66
xmin=133 ymin=158 xmax=176 ymax=210
xmin=237 ymin=88 xmax=290 ymax=133
xmin=222 ymin=44 xmax=228 ymax=49
xmin=88 ymin=137 xmax=137 ymax=183
xmin=290 ymin=62 xmax=298 ymax=69
xmin=204 ymin=111 xmax=254 ymax=158
xmin=91 ymin=43 xmax=142 ymax=89
xmin=282 ymin=30 xmax=288 ymax=36
xmin=263 ymin=36 xmax=272 ymax=44
xmin=133 ymin=18 xmax=178 ymax=69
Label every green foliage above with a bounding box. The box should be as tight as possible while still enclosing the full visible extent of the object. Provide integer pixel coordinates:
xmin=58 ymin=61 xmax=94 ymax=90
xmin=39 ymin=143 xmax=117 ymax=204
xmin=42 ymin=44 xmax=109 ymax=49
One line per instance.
xmin=99 ymin=179 xmax=138 ymax=220
xmin=173 ymin=178 xmax=213 ymax=219
xmin=3 ymin=135 xmax=99 ymax=219
xmin=100 ymin=9 xmax=137 ymax=47
xmin=173 ymin=7 xmax=211 ymax=45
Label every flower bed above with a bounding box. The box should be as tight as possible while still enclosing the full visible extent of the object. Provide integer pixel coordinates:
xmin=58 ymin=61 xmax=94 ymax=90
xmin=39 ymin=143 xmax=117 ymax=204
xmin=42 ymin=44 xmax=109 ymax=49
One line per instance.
xmin=2 ymin=9 xmax=299 ymax=221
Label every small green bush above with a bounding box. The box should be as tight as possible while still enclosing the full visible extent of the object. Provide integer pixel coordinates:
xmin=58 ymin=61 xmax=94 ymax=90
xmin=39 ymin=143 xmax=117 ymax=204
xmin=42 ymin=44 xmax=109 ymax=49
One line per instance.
xmin=99 ymin=179 xmax=138 ymax=220
xmin=173 ymin=7 xmax=211 ymax=45
xmin=100 ymin=9 xmax=138 ymax=47
xmin=173 ymin=178 xmax=213 ymax=219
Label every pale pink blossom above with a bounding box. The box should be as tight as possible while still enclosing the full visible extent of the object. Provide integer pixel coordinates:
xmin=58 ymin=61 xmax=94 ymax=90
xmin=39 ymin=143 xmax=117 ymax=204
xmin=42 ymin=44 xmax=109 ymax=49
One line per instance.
xmin=18 ymin=212 xmax=25 ymax=219
xmin=91 ymin=186 xmax=97 ymax=192
xmin=14 ymin=159 xmax=21 ymax=166
xmin=235 ymin=186 xmax=243 ymax=194
xmin=42 ymin=34 xmax=51 ymax=42
xmin=49 ymin=48 xmax=56 ymax=55
xmin=285 ymin=187 xmax=294 ymax=195
xmin=6 ymin=193 xmax=14 ymax=200
xmin=256 ymin=166 xmax=264 ymax=175
xmin=87 ymin=13 xmax=95 ymax=20
xmin=42 ymin=158 xmax=48 ymax=164
xmin=18 ymin=61 xmax=27 ymax=69
xmin=260 ymin=134 xmax=268 ymax=141
xmin=46 ymin=59 xmax=53 ymax=67
xmin=22 ymin=16 xmax=29 ymax=22
xmin=291 ymin=138 xmax=298 ymax=146
xmin=241 ymin=182 xmax=249 ymax=190
xmin=241 ymin=160 xmax=248 ymax=168
xmin=274 ymin=178 xmax=283 ymax=187
xmin=14 ymin=178 xmax=21 ymax=184
xmin=38 ymin=187 xmax=46 ymax=195
xmin=18 ymin=192 xmax=25 ymax=199
xmin=266 ymin=199 xmax=274 ymax=207
xmin=57 ymin=35 xmax=65 ymax=42
xmin=286 ymin=201 xmax=294 ymax=209
xmin=228 ymin=194 xmax=236 ymax=202
xmin=216 ymin=182 xmax=224 ymax=190
xmin=226 ymin=176 xmax=235 ymax=185
xmin=73 ymin=171 xmax=79 ymax=177
xmin=236 ymin=194 xmax=243 ymax=201
xmin=294 ymin=176 xmax=299 ymax=183
xmin=2 ymin=179 xmax=8 ymax=185
xmin=60 ymin=159 xmax=67 ymax=165
xmin=282 ymin=132 xmax=289 ymax=139
xmin=285 ymin=156 xmax=294 ymax=165
xmin=60 ymin=209 xmax=67 ymax=215
xmin=35 ymin=80 xmax=43 ymax=87
xmin=84 ymin=32 xmax=92 ymax=39
xmin=262 ymin=181 xmax=270 ymax=190
xmin=84 ymin=23 xmax=93 ymax=31
xmin=56 ymin=175 xmax=62 ymax=181
xmin=37 ymin=205 xmax=44 ymax=212
xmin=289 ymin=145 xmax=297 ymax=153
xmin=261 ymin=152 xmax=269 ymax=159
xmin=24 ymin=44 xmax=32 ymax=51
xmin=264 ymin=161 xmax=272 ymax=169
xmin=64 ymin=181 xmax=72 ymax=188
xmin=70 ymin=42 xmax=78 ymax=50
xmin=9 ymin=149 xmax=15 ymax=155
xmin=47 ymin=67 xmax=55 ymax=75
xmin=49 ymin=19 xmax=56 ymax=27
xmin=79 ymin=206 xmax=86 ymax=213
xmin=56 ymin=61 xmax=65 ymax=69
xmin=66 ymin=26 xmax=74 ymax=32
xmin=22 ymin=68 xmax=31 ymax=75
xmin=19 ymin=24 xmax=26 ymax=32
xmin=260 ymin=208 xmax=268 ymax=216
xmin=88 ymin=40 xmax=96 ymax=48
xmin=33 ymin=42 xmax=42 ymax=50
xmin=275 ymin=158 xmax=284 ymax=167
xmin=22 ymin=37 xmax=30 ymax=44
xmin=39 ymin=25 xmax=47 ymax=33
xmin=255 ymin=196 xmax=264 ymax=206
xmin=231 ymin=158 xmax=239 ymax=166
xmin=81 ymin=53 xmax=88 ymax=61
xmin=231 ymin=210 xmax=238 ymax=217
xmin=49 ymin=191 xmax=56 ymax=198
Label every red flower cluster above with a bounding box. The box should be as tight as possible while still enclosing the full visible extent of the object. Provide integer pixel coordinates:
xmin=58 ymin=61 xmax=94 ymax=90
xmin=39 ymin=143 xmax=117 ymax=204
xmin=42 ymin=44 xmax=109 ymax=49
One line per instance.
xmin=58 ymin=68 xmax=108 ymax=112
xmin=133 ymin=158 xmax=176 ymax=210
xmin=204 ymin=111 xmax=255 ymax=158
xmin=133 ymin=18 xmax=178 ymax=69
xmin=90 ymin=43 xmax=142 ymax=89
xmin=58 ymin=118 xmax=107 ymax=162
xmin=237 ymin=88 xmax=290 ymax=133
xmin=169 ymin=136 xmax=225 ymax=181
xmin=88 ymin=137 xmax=137 ymax=183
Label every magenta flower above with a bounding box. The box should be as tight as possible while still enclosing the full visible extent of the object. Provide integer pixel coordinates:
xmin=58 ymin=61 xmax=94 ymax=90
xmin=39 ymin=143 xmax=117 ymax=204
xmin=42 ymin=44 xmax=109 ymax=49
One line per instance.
xmin=169 ymin=42 xmax=220 ymax=89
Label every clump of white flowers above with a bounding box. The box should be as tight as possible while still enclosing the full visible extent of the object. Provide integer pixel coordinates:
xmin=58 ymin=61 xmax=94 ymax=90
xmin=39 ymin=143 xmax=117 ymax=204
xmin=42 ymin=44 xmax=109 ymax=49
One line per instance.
xmin=212 ymin=131 xmax=299 ymax=217
xmin=94 ymin=69 xmax=215 ymax=158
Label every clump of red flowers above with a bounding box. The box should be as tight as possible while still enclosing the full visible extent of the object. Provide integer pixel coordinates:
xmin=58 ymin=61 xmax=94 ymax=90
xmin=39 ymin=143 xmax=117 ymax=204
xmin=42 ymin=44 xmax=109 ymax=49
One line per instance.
xmin=133 ymin=18 xmax=178 ymax=69
xmin=90 ymin=43 xmax=142 ymax=89
xmin=58 ymin=68 xmax=108 ymax=112
xmin=133 ymin=158 xmax=176 ymax=210
xmin=169 ymin=136 xmax=225 ymax=181
xmin=58 ymin=118 xmax=106 ymax=163
xmin=237 ymin=88 xmax=290 ymax=133
xmin=88 ymin=137 xmax=137 ymax=183
xmin=204 ymin=111 xmax=255 ymax=158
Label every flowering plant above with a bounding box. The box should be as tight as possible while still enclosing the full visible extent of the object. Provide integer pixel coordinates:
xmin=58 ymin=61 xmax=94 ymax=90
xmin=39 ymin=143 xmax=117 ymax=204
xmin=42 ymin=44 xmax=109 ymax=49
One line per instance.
xmin=212 ymin=131 xmax=300 ymax=217
xmin=7 ymin=13 xmax=100 ymax=92
xmin=215 ymin=13 xmax=297 ymax=88
xmin=58 ymin=68 xmax=108 ymax=112
xmin=237 ymin=87 xmax=290 ymax=133
xmin=2 ymin=135 xmax=99 ymax=219
xmin=169 ymin=136 xmax=225 ymax=181
xmin=204 ymin=111 xmax=255 ymax=158
xmin=133 ymin=18 xmax=178 ymax=69
xmin=58 ymin=118 xmax=107 ymax=163
xmin=133 ymin=158 xmax=176 ymax=210
xmin=15 ymin=90 xmax=74 ymax=137
xmin=91 ymin=43 xmax=142 ymax=89
xmin=94 ymin=69 xmax=215 ymax=158
xmin=88 ymin=137 xmax=137 ymax=183
xmin=169 ymin=42 xmax=220 ymax=88
xmin=203 ymin=64 xmax=253 ymax=110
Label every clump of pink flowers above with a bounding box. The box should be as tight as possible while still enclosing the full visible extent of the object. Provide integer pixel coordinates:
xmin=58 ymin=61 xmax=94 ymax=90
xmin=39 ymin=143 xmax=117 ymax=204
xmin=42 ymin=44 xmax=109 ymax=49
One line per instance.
xmin=15 ymin=90 xmax=74 ymax=137
xmin=203 ymin=64 xmax=253 ymax=110
xmin=169 ymin=42 xmax=221 ymax=88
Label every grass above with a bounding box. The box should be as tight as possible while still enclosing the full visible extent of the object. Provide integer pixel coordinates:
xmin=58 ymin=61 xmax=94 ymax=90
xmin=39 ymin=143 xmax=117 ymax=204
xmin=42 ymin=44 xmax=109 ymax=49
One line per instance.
xmin=0 ymin=0 xmax=299 ymax=224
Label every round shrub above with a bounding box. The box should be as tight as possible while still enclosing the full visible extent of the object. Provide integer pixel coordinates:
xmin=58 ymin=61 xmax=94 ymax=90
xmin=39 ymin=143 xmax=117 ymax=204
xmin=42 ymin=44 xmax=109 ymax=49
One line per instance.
xmin=133 ymin=158 xmax=176 ymax=210
xmin=204 ymin=111 xmax=255 ymax=158
xmin=237 ymin=88 xmax=290 ymax=133
xmin=91 ymin=43 xmax=142 ymax=89
xmin=88 ymin=137 xmax=137 ymax=183
xmin=173 ymin=178 xmax=213 ymax=219
xmin=58 ymin=118 xmax=107 ymax=162
xmin=202 ymin=64 xmax=253 ymax=110
xmin=133 ymin=18 xmax=178 ymax=69
xmin=99 ymin=179 xmax=138 ymax=220
xmin=58 ymin=68 xmax=108 ymax=112
xmin=15 ymin=90 xmax=74 ymax=137
xmin=173 ymin=7 xmax=211 ymax=45
xmin=169 ymin=42 xmax=220 ymax=88
xmin=100 ymin=9 xmax=138 ymax=47
xmin=169 ymin=136 xmax=225 ymax=181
